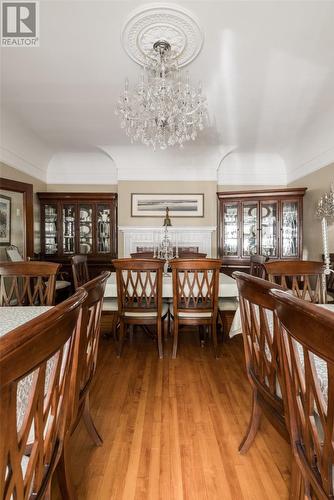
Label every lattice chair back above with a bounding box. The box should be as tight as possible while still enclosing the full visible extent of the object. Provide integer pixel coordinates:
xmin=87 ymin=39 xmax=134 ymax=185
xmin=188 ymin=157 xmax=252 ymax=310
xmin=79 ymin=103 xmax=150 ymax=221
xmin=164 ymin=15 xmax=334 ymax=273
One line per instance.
xmin=264 ymin=260 xmax=326 ymax=304
xmin=72 ymin=271 xmax=110 ymax=426
xmin=249 ymin=255 xmax=267 ymax=278
xmin=233 ymin=272 xmax=289 ymax=446
xmin=171 ymin=259 xmax=221 ymax=315
xmin=0 ymin=261 xmax=60 ymax=306
xmin=270 ymin=289 xmax=334 ymax=499
xmin=0 ymin=288 xmax=86 ymax=499
xmin=71 ymin=255 xmax=90 ymax=290
xmin=113 ymin=259 xmax=164 ymax=315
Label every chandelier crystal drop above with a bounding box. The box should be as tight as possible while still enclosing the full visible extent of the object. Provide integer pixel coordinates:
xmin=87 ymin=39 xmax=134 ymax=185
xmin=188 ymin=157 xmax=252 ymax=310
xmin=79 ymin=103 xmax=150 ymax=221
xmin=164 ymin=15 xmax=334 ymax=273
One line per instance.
xmin=116 ymin=40 xmax=209 ymax=150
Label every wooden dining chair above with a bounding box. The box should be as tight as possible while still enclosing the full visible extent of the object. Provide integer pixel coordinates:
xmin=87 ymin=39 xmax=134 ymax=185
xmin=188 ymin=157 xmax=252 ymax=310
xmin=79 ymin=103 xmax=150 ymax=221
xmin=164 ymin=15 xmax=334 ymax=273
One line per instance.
xmin=270 ymin=288 xmax=334 ymax=499
xmin=57 ymin=271 xmax=110 ymax=498
xmin=113 ymin=258 xmax=167 ymax=358
xmin=249 ymin=254 xmax=267 ymax=278
xmin=71 ymin=254 xmax=90 ymax=289
xmin=264 ymin=260 xmax=327 ymax=304
xmin=6 ymin=245 xmax=72 ymax=296
xmin=232 ymin=272 xmax=289 ymax=453
xmin=71 ymin=254 xmax=118 ymax=336
xmin=0 ymin=288 xmax=86 ymax=499
xmin=170 ymin=258 xmax=222 ymax=358
xmin=0 ymin=261 xmax=61 ymax=306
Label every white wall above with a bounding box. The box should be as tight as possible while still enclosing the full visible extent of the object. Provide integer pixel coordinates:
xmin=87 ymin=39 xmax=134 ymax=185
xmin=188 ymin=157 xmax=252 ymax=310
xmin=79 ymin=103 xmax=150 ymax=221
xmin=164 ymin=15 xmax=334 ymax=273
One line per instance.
xmin=47 ymin=151 xmax=118 ymax=184
xmin=0 ymin=107 xmax=52 ymax=181
xmin=217 ymin=153 xmax=287 ymax=185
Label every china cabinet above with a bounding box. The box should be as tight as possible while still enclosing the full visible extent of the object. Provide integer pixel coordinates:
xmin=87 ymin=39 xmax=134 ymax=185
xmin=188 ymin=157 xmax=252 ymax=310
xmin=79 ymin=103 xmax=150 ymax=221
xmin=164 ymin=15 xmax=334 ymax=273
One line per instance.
xmin=217 ymin=188 xmax=306 ymax=274
xmin=38 ymin=193 xmax=117 ymax=277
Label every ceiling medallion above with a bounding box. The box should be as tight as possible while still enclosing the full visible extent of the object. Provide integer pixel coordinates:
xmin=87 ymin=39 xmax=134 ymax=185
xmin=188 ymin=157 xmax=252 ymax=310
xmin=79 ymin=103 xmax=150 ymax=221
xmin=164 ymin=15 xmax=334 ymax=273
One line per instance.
xmin=116 ymin=4 xmax=208 ymax=150
xmin=121 ymin=3 xmax=204 ymax=68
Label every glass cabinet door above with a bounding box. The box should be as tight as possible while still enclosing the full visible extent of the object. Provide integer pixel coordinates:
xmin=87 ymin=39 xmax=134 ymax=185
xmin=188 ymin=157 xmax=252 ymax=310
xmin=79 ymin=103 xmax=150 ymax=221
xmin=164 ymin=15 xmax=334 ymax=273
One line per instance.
xmin=62 ymin=204 xmax=76 ymax=254
xmin=282 ymin=201 xmax=299 ymax=257
xmin=79 ymin=204 xmax=93 ymax=254
xmin=97 ymin=204 xmax=111 ymax=253
xmin=260 ymin=202 xmax=278 ymax=257
xmin=223 ymin=203 xmax=239 ymax=257
xmin=242 ymin=202 xmax=258 ymax=257
xmin=44 ymin=204 xmax=58 ymax=255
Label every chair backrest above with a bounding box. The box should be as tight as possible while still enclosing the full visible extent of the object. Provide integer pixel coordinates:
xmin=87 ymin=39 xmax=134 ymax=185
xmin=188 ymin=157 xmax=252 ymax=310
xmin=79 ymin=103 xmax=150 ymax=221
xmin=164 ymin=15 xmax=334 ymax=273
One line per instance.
xmin=113 ymin=258 xmax=164 ymax=315
xmin=264 ymin=260 xmax=326 ymax=304
xmin=130 ymin=251 xmax=154 ymax=258
xmin=270 ymin=289 xmax=334 ymax=499
xmin=0 ymin=261 xmax=60 ymax=306
xmin=171 ymin=258 xmax=221 ymax=316
xmin=249 ymin=255 xmax=267 ymax=278
xmin=5 ymin=245 xmax=24 ymax=262
xmin=178 ymin=251 xmax=207 ymax=259
xmin=233 ymin=271 xmax=289 ymax=439
xmin=71 ymin=271 xmax=110 ymax=426
xmin=71 ymin=254 xmax=90 ymax=290
xmin=0 ymin=288 xmax=87 ymax=499
xmin=131 ymin=248 xmax=207 ymax=259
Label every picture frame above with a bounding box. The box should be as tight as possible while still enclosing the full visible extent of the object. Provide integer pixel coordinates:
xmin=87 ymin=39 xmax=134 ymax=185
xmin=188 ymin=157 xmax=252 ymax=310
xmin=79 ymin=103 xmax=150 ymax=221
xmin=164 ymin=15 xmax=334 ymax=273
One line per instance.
xmin=131 ymin=193 xmax=204 ymax=217
xmin=0 ymin=194 xmax=11 ymax=246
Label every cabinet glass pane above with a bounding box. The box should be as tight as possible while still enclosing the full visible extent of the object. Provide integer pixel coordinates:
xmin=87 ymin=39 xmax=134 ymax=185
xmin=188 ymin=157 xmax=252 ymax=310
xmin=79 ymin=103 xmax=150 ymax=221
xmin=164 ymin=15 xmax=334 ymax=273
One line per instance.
xmin=242 ymin=202 xmax=258 ymax=257
xmin=260 ymin=202 xmax=278 ymax=257
xmin=44 ymin=204 xmax=58 ymax=255
xmin=223 ymin=203 xmax=238 ymax=256
xmin=282 ymin=201 xmax=298 ymax=257
xmin=63 ymin=205 xmax=76 ymax=254
xmin=97 ymin=204 xmax=111 ymax=253
xmin=79 ymin=205 xmax=93 ymax=254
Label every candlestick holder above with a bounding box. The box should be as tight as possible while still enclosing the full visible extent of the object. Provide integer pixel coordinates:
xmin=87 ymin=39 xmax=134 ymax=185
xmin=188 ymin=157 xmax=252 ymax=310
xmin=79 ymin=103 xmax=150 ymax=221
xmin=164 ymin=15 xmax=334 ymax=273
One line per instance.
xmin=316 ymin=184 xmax=334 ymax=276
xmin=154 ymin=208 xmax=179 ymax=275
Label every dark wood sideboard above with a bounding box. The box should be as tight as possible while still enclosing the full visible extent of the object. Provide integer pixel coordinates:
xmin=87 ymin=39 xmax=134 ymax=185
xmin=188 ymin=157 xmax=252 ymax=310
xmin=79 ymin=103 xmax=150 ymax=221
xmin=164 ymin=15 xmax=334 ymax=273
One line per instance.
xmin=217 ymin=188 xmax=307 ymax=275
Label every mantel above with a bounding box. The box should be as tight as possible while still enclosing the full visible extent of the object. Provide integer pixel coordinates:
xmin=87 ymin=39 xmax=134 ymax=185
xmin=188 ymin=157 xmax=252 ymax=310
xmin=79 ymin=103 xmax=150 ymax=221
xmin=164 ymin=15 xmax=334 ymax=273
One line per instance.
xmin=119 ymin=226 xmax=216 ymax=257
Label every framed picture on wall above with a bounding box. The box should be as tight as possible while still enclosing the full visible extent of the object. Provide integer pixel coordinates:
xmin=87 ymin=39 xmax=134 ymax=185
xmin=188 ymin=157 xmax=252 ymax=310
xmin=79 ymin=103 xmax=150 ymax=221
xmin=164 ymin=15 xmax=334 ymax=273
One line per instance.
xmin=0 ymin=194 xmax=11 ymax=246
xmin=131 ymin=193 xmax=204 ymax=217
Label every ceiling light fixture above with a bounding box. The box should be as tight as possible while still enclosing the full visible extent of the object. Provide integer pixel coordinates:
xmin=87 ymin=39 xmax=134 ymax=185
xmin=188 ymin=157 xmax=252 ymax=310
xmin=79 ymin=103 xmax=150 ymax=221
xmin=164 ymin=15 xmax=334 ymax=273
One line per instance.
xmin=116 ymin=39 xmax=208 ymax=150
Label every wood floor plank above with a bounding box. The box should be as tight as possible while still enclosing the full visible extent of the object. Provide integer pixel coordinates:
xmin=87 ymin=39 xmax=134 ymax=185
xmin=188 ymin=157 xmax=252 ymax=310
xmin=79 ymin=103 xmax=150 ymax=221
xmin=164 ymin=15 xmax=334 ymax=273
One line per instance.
xmin=53 ymin=331 xmax=290 ymax=499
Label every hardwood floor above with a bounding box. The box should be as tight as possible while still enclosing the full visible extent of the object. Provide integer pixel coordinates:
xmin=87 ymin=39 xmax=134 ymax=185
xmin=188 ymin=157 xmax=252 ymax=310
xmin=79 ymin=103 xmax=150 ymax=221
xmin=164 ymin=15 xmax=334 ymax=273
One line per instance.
xmin=54 ymin=329 xmax=291 ymax=499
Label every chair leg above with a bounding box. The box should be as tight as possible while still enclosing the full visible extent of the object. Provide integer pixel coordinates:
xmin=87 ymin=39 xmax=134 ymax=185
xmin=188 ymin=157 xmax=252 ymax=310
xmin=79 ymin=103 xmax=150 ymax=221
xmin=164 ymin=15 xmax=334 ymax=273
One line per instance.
xmin=172 ymin=319 xmax=179 ymax=359
xmin=157 ymin=319 xmax=163 ymax=359
xmin=212 ymin=321 xmax=219 ymax=358
xmin=56 ymin=435 xmax=76 ymax=500
xmin=129 ymin=324 xmax=134 ymax=343
xmin=83 ymin=394 xmax=103 ymax=446
xmin=166 ymin=309 xmax=171 ymax=340
xmin=118 ymin=321 xmax=125 ymax=358
xmin=238 ymin=388 xmax=261 ymax=454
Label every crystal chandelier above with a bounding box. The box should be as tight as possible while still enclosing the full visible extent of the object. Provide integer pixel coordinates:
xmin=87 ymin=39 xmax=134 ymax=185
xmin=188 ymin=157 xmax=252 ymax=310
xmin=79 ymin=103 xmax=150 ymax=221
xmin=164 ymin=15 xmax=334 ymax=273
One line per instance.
xmin=116 ymin=40 xmax=208 ymax=150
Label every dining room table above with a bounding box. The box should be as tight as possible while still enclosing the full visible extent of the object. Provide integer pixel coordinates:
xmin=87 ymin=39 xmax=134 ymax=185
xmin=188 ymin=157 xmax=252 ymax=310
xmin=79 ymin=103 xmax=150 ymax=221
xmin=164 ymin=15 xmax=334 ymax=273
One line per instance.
xmin=104 ymin=271 xmax=239 ymax=299
xmin=0 ymin=306 xmax=53 ymax=337
xmin=0 ymin=306 xmax=54 ymax=429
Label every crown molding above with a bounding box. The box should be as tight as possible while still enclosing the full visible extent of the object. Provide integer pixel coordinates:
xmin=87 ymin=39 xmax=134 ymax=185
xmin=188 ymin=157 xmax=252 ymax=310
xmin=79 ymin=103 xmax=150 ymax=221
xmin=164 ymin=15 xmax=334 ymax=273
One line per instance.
xmin=0 ymin=147 xmax=47 ymax=182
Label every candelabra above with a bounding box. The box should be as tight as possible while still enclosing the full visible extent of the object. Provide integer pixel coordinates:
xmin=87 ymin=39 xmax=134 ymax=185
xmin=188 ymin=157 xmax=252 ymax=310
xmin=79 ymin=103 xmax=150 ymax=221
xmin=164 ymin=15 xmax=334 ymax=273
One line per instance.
xmin=153 ymin=208 xmax=179 ymax=274
xmin=316 ymin=184 xmax=334 ymax=276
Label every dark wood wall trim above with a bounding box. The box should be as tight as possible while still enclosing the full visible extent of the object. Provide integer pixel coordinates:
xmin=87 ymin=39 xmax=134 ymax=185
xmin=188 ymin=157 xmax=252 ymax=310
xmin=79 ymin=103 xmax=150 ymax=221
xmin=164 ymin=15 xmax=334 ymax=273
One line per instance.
xmin=0 ymin=177 xmax=34 ymax=258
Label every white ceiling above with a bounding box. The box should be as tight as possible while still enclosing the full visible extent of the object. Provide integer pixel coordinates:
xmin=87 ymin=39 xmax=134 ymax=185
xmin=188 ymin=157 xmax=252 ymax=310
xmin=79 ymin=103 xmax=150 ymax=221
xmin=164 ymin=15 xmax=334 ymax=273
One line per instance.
xmin=1 ymin=0 xmax=334 ymax=183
